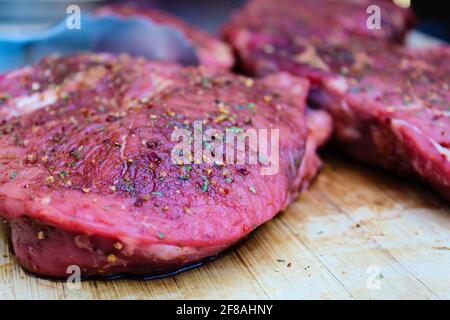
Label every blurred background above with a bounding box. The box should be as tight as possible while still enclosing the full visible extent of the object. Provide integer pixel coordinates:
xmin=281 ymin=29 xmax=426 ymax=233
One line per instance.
xmin=0 ymin=0 xmax=448 ymax=41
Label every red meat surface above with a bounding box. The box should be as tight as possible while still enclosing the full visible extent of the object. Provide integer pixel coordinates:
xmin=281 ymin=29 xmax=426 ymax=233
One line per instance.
xmin=223 ymin=0 xmax=449 ymax=200
xmin=223 ymin=0 xmax=414 ymax=47
xmin=0 ymin=53 xmax=330 ymax=278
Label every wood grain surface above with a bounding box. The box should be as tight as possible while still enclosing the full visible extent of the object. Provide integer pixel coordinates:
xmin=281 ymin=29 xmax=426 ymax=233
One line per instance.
xmin=1 ymin=154 xmax=449 ymax=300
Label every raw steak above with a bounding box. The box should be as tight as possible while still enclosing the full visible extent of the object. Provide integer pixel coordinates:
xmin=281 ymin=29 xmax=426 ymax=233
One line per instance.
xmin=223 ymin=0 xmax=415 ymax=47
xmin=222 ymin=0 xmax=450 ymax=199
xmin=0 ymin=53 xmax=330 ymax=278
xmin=96 ymin=5 xmax=234 ymax=70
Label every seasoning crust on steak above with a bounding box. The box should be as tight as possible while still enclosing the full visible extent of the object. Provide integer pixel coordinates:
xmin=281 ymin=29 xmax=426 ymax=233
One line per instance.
xmin=0 ymin=53 xmax=330 ymax=278
xmin=223 ymin=0 xmax=450 ymax=199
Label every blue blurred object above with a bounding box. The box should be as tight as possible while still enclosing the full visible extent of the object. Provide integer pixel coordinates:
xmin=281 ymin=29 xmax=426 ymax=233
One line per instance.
xmin=0 ymin=13 xmax=199 ymax=72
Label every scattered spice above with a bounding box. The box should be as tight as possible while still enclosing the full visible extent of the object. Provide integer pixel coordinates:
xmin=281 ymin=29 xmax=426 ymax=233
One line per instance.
xmin=26 ymin=154 xmax=36 ymax=162
xmin=218 ymin=105 xmax=230 ymax=115
xmin=0 ymin=92 xmax=11 ymax=102
xmin=58 ymin=171 xmax=68 ymax=180
xmin=9 ymin=171 xmax=17 ymax=180
xmin=244 ymin=78 xmax=254 ymax=87
xmin=200 ymin=175 xmax=210 ymax=192
xmin=140 ymin=96 xmax=150 ymax=104
xmin=263 ymin=95 xmax=272 ymax=103
xmin=201 ymin=77 xmax=211 ymax=87
xmin=166 ymin=109 xmax=175 ymax=117
xmin=70 ymin=149 xmax=82 ymax=161
xmin=37 ymin=231 xmax=46 ymax=240
xmin=243 ymin=116 xmax=252 ymax=125
xmin=113 ymin=242 xmax=123 ymax=250
xmin=61 ymin=92 xmax=70 ymax=100
xmin=45 ymin=176 xmax=55 ymax=185
xmin=31 ymin=82 xmax=40 ymax=91
xmin=146 ymin=140 xmax=158 ymax=149
xmin=134 ymin=197 xmax=145 ymax=207
xmin=238 ymin=168 xmax=249 ymax=176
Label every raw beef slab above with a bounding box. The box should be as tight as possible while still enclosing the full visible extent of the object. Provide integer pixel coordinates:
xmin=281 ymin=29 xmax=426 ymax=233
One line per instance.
xmin=223 ymin=0 xmax=450 ymax=200
xmin=308 ymin=45 xmax=450 ymax=199
xmin=223 ymin=0 xmax=415 ymax=47
xmin=0 ymin=53 xmax=330 ymax=278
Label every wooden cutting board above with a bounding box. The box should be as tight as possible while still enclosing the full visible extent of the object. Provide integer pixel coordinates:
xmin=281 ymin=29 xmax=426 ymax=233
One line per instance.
xmin=1 ymin=154 xmax=449 ymax=300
